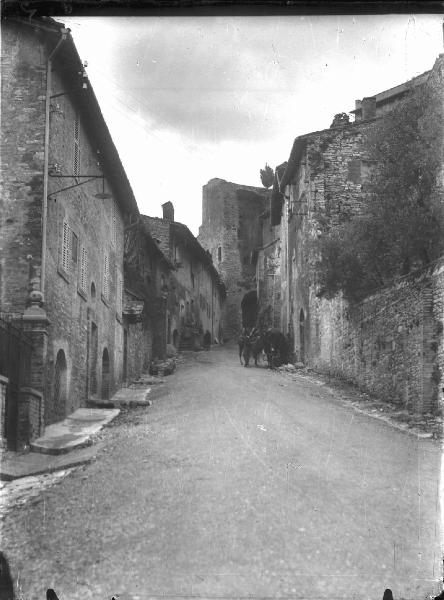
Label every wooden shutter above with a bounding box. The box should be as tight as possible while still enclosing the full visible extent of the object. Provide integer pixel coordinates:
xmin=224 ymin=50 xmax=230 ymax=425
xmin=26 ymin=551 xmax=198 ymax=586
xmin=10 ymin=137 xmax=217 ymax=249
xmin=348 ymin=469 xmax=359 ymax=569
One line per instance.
xmin=103 ymin=253 xmax=109 ymax=300
xmin=62 ymin=221 xmax=71 ymax=273
xmin=80 ymin=246 xmax=88 ymax=292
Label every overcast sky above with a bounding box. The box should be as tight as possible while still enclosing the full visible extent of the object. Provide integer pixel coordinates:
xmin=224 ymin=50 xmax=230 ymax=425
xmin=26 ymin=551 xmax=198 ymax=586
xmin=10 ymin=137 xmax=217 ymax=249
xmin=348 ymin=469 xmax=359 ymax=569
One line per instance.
xmin=61 ymin=14 xmax=443 ymax=234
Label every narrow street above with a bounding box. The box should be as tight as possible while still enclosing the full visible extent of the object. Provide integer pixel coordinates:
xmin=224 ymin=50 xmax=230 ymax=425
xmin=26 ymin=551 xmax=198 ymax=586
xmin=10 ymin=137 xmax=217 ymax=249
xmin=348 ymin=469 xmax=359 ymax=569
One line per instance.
xmin=2 ymin=346 xmax=442 ymax=600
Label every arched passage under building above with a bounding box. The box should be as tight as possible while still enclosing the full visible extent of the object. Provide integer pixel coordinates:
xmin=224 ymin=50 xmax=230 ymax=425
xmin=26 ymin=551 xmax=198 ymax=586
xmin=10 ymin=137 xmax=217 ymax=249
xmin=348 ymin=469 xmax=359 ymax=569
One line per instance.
xmin=241 ymin=290 xmax=258 ymax=329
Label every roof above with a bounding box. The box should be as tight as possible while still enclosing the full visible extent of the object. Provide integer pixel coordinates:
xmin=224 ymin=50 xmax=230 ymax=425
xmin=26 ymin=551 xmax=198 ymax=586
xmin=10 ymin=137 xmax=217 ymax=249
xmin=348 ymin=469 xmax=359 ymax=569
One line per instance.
xmin=351 ymin=70 xmax=430 ymax=115
xmin=141 ymin=215 xmax=226 ymax=296
xmin=7 ymin=16 xmax=140 ymax=218
xmin=170 ymin=222 xmax=226 ymax=295
xmin=138 ymin=219 xmax=174 ymax=270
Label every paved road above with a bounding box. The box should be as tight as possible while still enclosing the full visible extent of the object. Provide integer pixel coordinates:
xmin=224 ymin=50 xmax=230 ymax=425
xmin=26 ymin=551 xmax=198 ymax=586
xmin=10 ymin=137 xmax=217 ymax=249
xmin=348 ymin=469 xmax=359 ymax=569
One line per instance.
xmin=2 ymin=345 xmax=442 ymax=600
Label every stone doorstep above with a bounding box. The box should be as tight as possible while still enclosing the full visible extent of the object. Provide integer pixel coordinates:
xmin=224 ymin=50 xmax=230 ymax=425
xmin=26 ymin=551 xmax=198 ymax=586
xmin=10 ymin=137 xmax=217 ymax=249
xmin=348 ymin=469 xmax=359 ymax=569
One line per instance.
xmin=0 ymin=444 xmax=101 ymax=481
xmin=89 ymin=386 xmax=152 ymax=408
xmin=29 ymin=408 xmax=120 ymax=456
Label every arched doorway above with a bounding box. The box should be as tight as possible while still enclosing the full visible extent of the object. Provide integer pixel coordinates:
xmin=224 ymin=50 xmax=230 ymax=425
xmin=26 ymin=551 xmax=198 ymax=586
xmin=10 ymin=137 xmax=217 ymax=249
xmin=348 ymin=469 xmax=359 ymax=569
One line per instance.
xmin=101 ymin=348 xmax=110 ymax=400
xmin=299 ymin=308 xmax=305 ymax=363
xmin=241 ymin=290 xmax=258 ymax=330
xmin=54 ymin=349 xmax=68 ymax=420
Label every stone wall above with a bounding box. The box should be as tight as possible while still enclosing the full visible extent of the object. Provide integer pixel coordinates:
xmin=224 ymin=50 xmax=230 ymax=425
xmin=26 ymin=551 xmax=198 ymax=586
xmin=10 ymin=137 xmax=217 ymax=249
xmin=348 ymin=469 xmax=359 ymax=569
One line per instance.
xmin=1 ymin=21 xmax=129 ymax=427
xmin=143 ymin=214 xmax=225 ymax=349
xmin=199 ymin=178 xmax=267 ymax=339
xmin=311 ymin=270 xmax=442 ymax=413
xmin=42 ymin=67 xmax=127 ymax=423
xmin=256 ymin=212 xmax=282 ymax=330
xmin=0 ymin=22 xmax=47 ymax=316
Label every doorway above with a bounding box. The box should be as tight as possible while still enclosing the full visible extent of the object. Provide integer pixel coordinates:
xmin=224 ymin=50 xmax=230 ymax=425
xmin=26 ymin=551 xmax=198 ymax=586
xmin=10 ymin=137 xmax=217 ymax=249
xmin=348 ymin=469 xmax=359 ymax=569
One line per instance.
xmin=299 ymin=308 xmax=305 ymax=363
xmin=101 ymin=348 xmax=110 ymax=400
xmin=241 ymin=290 xmax=258 ymax=330
xmin=53 ymin=349 xmax=67 ymax=420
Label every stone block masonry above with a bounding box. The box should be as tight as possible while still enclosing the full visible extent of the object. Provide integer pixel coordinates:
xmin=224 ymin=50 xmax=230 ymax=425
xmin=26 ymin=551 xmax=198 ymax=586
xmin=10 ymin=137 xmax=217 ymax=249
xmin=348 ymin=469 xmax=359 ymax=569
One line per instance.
xmin=312 ymin=271 xmax=442 ymax=414
xmin=199 ymin=179 xmax=267 ymax=339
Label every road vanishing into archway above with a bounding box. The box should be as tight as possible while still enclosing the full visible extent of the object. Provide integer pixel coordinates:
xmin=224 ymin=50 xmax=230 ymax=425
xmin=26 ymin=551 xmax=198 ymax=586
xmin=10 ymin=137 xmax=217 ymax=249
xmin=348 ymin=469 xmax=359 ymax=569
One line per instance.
xmin=2 ymin=345 xmax=442 ymax=600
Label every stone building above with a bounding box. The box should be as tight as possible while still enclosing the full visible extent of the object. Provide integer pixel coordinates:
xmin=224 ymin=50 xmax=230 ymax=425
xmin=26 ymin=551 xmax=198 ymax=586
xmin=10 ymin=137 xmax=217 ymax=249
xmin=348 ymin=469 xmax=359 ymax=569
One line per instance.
xmin=254 ymin=163 xmax=287 ymax=332
xmin=198 ymin=179 xmax=268 ymax=339
xmin=143 ymin=203 xmax=225 ymax=351
xmin=123 ymin=218 xmax=174 ymax=383
xmin=0 ymin=17 xmax=140 ymax=448
xmin=274 ymin=55 xmax=444 ymax=413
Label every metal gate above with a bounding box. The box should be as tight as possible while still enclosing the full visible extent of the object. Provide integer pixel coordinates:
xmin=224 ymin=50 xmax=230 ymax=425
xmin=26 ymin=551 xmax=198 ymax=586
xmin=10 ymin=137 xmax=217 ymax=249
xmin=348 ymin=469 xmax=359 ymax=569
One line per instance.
xmin=0 ymin=317 xmax=32 ymax=450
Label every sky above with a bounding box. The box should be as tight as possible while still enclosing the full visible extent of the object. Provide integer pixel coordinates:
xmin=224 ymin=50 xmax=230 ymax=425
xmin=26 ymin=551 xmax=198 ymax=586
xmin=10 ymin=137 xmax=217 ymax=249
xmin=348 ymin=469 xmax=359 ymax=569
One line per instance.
xmin=60 ymin=14 xmax=443 ymax=235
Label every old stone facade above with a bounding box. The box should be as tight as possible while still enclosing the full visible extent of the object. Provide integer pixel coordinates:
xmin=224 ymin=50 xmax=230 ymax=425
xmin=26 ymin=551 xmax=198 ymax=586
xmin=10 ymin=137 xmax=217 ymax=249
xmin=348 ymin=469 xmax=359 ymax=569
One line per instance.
xmin=123 ymin=218 xmax=174 ymax=382
xmin=198 ymin=179 xmax=267 ymax=339
xmin=275 ymin=55 xmax=444 ymax=413
xmin=144 ymin=203 xmax=225 ymax=351
xmin=0 ymin=17 xmax=140 ymax=448
xmin=201 ymin=56 xmax=443 ymax=415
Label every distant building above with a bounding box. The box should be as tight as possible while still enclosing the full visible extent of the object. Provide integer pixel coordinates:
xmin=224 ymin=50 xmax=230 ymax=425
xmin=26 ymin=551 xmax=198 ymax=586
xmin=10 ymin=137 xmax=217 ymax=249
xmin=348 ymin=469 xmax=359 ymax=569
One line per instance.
xmin=0 ymin=17 xmax=139 ymax=449
xmin=198 ymin=179 xmax=267 ymax=339
xmin=123 ymin=218 xmax=174 ymax=382
xmin=143 ymin=202 xmax=225 ymax=351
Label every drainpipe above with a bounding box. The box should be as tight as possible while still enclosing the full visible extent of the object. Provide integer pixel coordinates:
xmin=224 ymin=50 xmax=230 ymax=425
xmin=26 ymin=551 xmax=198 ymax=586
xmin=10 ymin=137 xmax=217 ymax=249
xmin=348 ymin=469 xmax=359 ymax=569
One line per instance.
xmin=41 ymin=29 xmax=68 ymax=302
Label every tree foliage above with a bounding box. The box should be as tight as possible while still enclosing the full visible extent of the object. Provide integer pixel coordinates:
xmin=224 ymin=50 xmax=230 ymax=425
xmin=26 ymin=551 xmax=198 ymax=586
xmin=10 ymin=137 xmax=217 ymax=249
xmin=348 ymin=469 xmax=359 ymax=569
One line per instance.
xmin=314 ymin=80 xmax=444 ymax=303
xmin=260 ymin=163 xmax=274 ymax=189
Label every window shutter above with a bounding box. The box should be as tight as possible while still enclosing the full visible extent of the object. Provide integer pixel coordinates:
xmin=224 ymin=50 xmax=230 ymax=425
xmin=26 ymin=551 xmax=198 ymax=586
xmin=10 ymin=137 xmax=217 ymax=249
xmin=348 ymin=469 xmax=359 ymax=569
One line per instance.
xmin=103 ymin=253 xmax=109 ymax=300
xmin=80 ymin=247 xmax=88 ymax=292
xmin=62 ymin=221 xmax=71 ymax=273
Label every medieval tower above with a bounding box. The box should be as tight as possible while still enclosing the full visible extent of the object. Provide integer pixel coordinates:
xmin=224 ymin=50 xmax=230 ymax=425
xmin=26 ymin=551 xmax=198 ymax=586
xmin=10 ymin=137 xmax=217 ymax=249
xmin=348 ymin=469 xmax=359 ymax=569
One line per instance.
xmin=198 ymin=178 xmax=268 ymax=340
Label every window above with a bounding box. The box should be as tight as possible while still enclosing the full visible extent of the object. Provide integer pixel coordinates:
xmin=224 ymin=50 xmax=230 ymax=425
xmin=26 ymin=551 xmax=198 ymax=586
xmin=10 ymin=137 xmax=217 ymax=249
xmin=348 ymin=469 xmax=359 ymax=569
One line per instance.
xmin=116 ymin=272 xmax=123 ymax=316
xmin=62 ymin=221 xmax=71 ymax=273
xmin=74 ymin=113 xmax=80 ymax=179
xmin=79 ymin=246 xmax=88 ymax=293
xmin=103 ymin=253 xmax=110 ymax=301
xmin=71 ymin=231 xmax=78 ymax=264
xmin=217 ymin=246 xmax=222 ymax=262
xmin=347 ymin=159 xmax=362 ymax=184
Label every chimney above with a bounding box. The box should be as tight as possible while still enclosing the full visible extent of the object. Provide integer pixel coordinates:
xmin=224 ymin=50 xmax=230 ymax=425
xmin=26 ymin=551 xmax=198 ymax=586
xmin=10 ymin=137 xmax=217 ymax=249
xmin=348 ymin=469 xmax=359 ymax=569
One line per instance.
xmin=361 ymin=96 xmax=376 ymax=120
xmin=162 ymin=201 xmax=174 ymax=222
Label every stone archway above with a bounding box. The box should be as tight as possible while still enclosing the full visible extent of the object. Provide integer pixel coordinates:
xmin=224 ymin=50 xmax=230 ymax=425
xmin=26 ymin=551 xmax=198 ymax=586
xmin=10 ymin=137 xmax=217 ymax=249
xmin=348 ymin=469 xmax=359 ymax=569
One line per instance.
xmin=241 ymin=290 xmax=258 ymax=330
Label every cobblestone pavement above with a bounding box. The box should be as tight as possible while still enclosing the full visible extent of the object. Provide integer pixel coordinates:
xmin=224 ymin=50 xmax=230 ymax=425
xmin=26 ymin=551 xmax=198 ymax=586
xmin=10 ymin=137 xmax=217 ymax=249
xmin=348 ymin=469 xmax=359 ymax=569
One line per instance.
xmin=1 ymin=345 xmax=442 ymax=600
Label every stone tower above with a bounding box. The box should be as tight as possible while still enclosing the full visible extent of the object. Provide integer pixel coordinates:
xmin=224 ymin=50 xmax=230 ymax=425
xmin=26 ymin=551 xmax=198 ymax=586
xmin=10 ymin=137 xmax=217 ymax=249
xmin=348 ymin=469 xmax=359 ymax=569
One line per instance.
xmin=198 ymin=178 xmax=268 ymax=340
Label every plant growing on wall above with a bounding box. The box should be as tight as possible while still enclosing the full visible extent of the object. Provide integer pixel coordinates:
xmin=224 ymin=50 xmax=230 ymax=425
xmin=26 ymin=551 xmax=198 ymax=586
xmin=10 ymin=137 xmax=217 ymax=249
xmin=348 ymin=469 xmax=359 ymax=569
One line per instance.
xmin=314 ymin=77 xmax=444 ymax=302
xmin=260 ymin=163 xmax=274 ymax=189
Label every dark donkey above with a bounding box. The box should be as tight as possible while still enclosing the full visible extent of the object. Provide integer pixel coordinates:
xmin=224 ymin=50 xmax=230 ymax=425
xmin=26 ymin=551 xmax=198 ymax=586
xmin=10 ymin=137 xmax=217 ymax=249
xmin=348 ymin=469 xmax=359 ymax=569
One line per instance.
xmin=238 ymin=327 xmax=259 ymax=367
xmin=263 ymin=328 xmax=289 ymax=369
